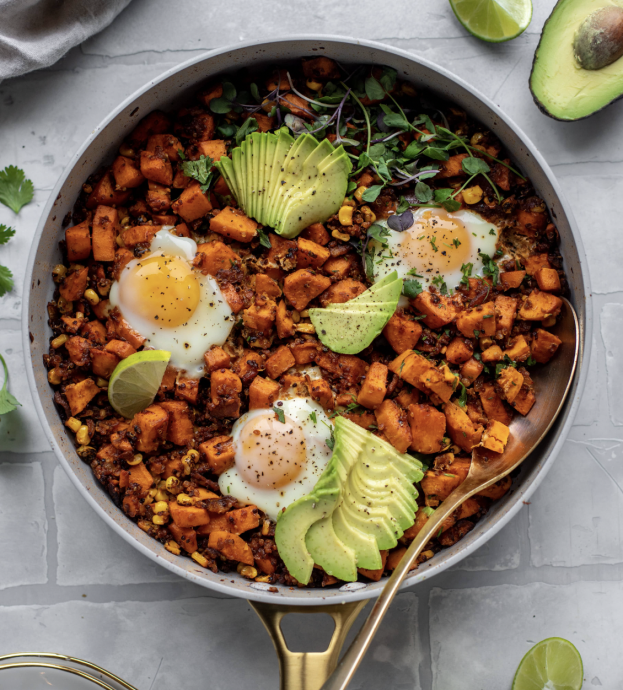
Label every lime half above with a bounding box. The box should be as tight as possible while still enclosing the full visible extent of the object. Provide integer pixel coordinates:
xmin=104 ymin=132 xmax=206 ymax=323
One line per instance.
xmin=108 ymin=350 xmax=171 ymax=418
xmin=449 ymin=0 xmax=532 ymax=43
xmin=512 ymin=638 xmax=583 ymax=690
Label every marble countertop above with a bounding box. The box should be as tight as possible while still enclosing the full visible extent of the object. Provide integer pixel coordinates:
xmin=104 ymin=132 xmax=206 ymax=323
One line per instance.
xmin=0 ymin=1 xmax=620 ymax=687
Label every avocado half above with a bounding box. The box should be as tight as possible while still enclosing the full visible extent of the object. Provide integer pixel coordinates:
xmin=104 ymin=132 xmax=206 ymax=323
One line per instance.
xmin=530 ymin=0 xmax=623 ymax=120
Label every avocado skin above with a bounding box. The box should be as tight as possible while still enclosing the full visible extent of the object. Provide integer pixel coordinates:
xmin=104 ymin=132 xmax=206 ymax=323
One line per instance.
xmin=530 ymin=0 xmax=623 ymax=121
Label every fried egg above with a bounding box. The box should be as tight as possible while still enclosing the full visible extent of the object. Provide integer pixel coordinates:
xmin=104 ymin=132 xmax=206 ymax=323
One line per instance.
xmin=370 ymin=208 xmax=499 ymax=291
xmin=109 ymin=228 xmax=234 ymax=377
xmin=219 ymin=397 xmax=334 ymax=519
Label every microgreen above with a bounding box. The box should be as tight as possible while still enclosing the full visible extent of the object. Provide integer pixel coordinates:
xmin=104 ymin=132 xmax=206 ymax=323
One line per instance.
xmin=273 ymin=406 xmax=286 ymax=423
xmin=462 ymin=157 xmax=491 ymax=176
xmin=387 ymin=210 xmax=413 ymax=232
xmin=453 ymin=238 xmax=461 ymax=248
xmin=0 ymin=166 xmax=33 ymax=214
xmin=0 ymin=353 xmax=21 ymax=415
xmin=361 ymin=185 xmax=383 ymax=202
xmin=235 ymin=117 xmax=258 ymax=145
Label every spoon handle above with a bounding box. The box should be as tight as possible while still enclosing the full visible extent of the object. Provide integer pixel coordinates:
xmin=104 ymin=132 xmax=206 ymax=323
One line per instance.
xmin=320 ymin=487 xmax=470 ymax=690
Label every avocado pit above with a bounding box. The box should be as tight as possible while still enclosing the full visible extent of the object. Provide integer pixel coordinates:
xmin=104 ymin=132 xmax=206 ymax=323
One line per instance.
xmin=574 ymin=6 xmax=623 ymax=70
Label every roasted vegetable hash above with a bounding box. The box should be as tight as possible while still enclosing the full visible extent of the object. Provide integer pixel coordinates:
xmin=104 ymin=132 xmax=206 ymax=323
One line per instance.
xmin=45 ymin=57 xmax=566 ymax=588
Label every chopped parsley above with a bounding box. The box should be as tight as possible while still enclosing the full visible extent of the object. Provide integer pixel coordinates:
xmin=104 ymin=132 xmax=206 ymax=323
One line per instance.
xmin=273 ymin=406 xmax=286 ymax=423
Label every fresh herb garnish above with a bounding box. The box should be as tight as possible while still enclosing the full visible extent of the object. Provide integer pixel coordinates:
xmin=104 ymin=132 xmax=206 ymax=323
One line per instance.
xmin=453 ymin=238 xmax=462 ymax=248
xmin=432 ymin=275 xmax=448 ymax=295
xmin=0 ymin=166 xmax=33 ymax=214
xmin=460 ymin=263 xmax=473 ymax=286
xmin=273 ymin=406 xmax=286 ymax=423
xmin=403 ymin=279 xmax=423 ymax=299
xmin=257 ymin=228 xmax=272 ymax=249
xmin=235 ymin=117 xmax=259 ymax=145
xmin=0 ymin=224 xmax=16 ymax=297
xmin=479 ymin=252 xmax=500 ymax=286
xmin=526 ymin=356 xmax=537 ymax=366
xmin=456 ymin=382 xmax=468 ymax=408
xmin=430 ymin=236 xmax=438 ymax=252
xmin=0 ymin=353 xmax=21 ymax=415
xmin=309 ymin=411 xmax=317 ymax=424
xmin=387 ymin=210 xmax=413 ymax=232
xmin=361 ymin=185 xmax=383 ymax=203
xmin=182 ymin=155 xmax=215 ymax=192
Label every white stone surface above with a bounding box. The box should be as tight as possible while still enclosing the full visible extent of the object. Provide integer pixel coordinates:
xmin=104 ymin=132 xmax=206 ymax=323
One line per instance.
xmin=0 ymin=0 xmax=621 ymax=686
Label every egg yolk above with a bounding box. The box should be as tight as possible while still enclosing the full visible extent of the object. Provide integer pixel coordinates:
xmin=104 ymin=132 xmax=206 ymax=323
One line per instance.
xmin=396 ymin=208 xmax=475 ymax=277
xmin=236 ymin=412 xmax=307 ymax=490
xmin=122 ymin=254 xmax=200 ymax=328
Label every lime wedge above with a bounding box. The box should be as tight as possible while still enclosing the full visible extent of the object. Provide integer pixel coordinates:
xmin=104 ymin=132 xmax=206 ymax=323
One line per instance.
xmin=449 ymin=0 xmax=532 ymax=43
xmin=108 ymin=350 xmax=171 ymax=418
xmin=512 ymin=638 xmax=583 ymax=690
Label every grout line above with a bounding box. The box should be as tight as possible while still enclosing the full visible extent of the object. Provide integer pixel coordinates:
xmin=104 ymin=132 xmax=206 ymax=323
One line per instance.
xmin=43 ymin=461 xmax=59 ymax=587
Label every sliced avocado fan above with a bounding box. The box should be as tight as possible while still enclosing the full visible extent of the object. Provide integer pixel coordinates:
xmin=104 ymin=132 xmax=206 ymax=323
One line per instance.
xmin=275 ymin=416 xmax=424 ymax=585
xmin=215 ymin=129 xmax=352 ymax=238
xmin=308 ymin=271 xmax=403 ymax=355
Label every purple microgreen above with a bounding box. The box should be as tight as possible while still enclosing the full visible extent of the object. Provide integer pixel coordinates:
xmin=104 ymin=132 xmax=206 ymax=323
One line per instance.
xmin=387 ymin=210 xmax=414 ymax=232
xmin=376 ymin=111 xmax=390 ymax=133
xmin=388 ymin=169 xmax=440 ymax=187
xmin=370 ymin=131 xmax=403 ymax=144
xmin=285 ymin=72 xmax=339 ymax=109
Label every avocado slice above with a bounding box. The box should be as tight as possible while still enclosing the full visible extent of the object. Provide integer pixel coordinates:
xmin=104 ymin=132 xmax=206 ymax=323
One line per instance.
xmin=305 ymin=516 xmax=358 ymax=582
xmin=530 ymin=0 xmax=623 ymax=120
xmin=263 ymin=128 xmax=295 ymax=226
xmin=258 ymin=132 xmax=277 ymax=220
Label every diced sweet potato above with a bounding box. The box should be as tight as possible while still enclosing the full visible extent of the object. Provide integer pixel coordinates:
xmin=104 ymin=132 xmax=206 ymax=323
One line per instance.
xmin=444 ymin=401 xmax=483 ymax=452
xmin=523 ymin=253 xmax=551 ymax=276
xmin=112 ymin=155 xmax=145 ymax=189
xmin=281 ymin=92 xmax=313 ymax=120
xmin=91 ymin=349 xmax=119 ymax=378
xmin=420 ymin=364 xmax=456 ymax=402
xmin=159 ymin=400 xmax=194 ymax=446
xmin=209 ymin=206 xmax=257 ymax=243
xmin=478 ymin=381 xmax=512 ymax=425
xmin=421 ymin=458 xmax=471 ymax=506
xmin=516 ymin=209 xmax=547 ymax=237
xmin=65 ymin=220 xmax=91 ymax=262
xmin=265 ymin=345 xmax=295 ymax=379
xmin=168 ymin=524 xmax=198 ymax=553
xmin=481 ymin=345 xmax=504 ymax=363
xmin=290 ymin=339 xmax=318 ymax=365
xmin=175 ymin=377 xmax=199 ymax=405
xmin=172 ymin=181 xmax=212 ymax=222
xmin=128 ymin=110 xmax=171 ymax=147
xmin=535 ymin=267 xmax=561 ymax=292
xmin=319 ymin=279 xmax=367 ymax=307
xmin=92 ymin=298 xmax=111 ymax=321
xmin=121 ymin=225 xmax=159 ymax=248
xmin=322 ymin=253 xmax=356 ymax=280
xmin=59 ymin=266 xmax=89 ymax=302
xmin=283 ymin=269 xmax=331 ymax=311
xmin=388 ymin=351 xmax=434 ymax=392
xmin=163 ymin=456 xmax=184 ymax=479
xmin=438 ymin=518 xmax=475 ymax=546
xmin=193 ymin=139 xmax=227 ymax=163
xmin=62 ymin=314 xmax=84 ymax=335
xmin=297 ymin=237 xmax=331 ymax=268
xmin=66 ymin=336 xmax=91 ymax=367
xmin=408 ymin=403 xmax=446 ymax=454
xmin=104 ymin=339 xmax=136 ymax=359
xmin=357 ymin=362 xmax=388 ymax=410
xmin=210 ymin=369 xmax=242 ymax=418
xmin=358 ymin=550 xmax=389 ymax=582
xmin=158 ymin=365 xmax=177 ymax=397
xmin=531 ymin=328 xmax=562 ymax=364
xmin=511 ymin=386 xmax=536 ymax=416
xmin=435 ymin=153 xmax=468 ymax=179
xmin=497 ymin=366 xmax=524 ymax=404
xmin=255 ymin=274 xmax=281 ymax=299
xmin=198 ymin=84 xmax=223 ymax=108
xmin=411 ymin=291 xmax=462 ymax=329
xmin=375 ymin=399 xmax=412 ymax=453
xmin=92 ymin=206 xmax=119 ymax=262
xmin=169 ymin=502 xmax=210 ymax=528
xmin=220 ymin=283 xmax=244 ymax=314
xmin=456 ymin=301 xmax=496 ymax=338
xmin=208 ymin=531 xmax=254 ymax=565
xmin=504 ymin=335 xmax=531 ymax=362
xmin=395 ymin=387 xmax=420 ymax=409
xmin=199 ymin=435 xmax=236 ymax=474
xmin=113 ymin=248 xmax=134 ymax=281
xmin=194 ymin=240 xmax=240 ymax=276
xmin=500 ymin=270 xmax=525 ymax=290
xmin=81 ymin=320 xmax=107 ymax=344
xmin=445 ymin=337 xmax=473 ymax=364
xmin=146 ymin=181 xmax=171 ymax=212
xmin=495 ymin=295 xmax=518 ymax=335
xmin=302 ymin=57 xmax=341 ymax=80
xmin=481 ymin=419 xmax=510 ymax=453
xmin=383 ymin=311 xmax=423 ymax=354
xmin=204 ymin=346 xmax=231 ymax=372
xmin=477 ymin=476 xmax=512 ymax=500
xmin=86 ymin=171 xmax=131 ymax=209
xmin=234 ymin=349 xmax=264 ymax=384
xmin=132 ymin=404 xmax=169 ymax=453
xmin=146 ymin=133 xmax=183 ymax=161
xmin=302 ymin=222 xmax=330 ymax=246
xmin=315 ymin=351 xmax=367 ymax=386
xmin=276 ymin=300 xmax=295 ymax=339
xmin=64 ymin=378 xmax=100 ymax=416
xmin=307 ymin=377 xmax=334 ymax=410
xmin=114 ymin=317 xmax=146 ymax=349
xmin=248 ymin=376 xmax=281 ymax=409
xmin=243 ymin=297 xmax=277 ymax=332
xmin=197 ymin=506 xmax=260 ymax=535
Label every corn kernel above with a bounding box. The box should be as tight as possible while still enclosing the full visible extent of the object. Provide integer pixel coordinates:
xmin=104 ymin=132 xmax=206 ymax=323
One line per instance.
xmin=422 ymin=549 xmax=435 ymax=560
xmin=164 ymin=540 xmax=181 ymax=556
xmin=342 ymin=198 xmax=357 ymax=207
xmin=137 ymin=519 xmax=151 ymax=533
xmin=120 ymin=216 xmax=131 ymax=227
xmin=479 ymin=336 xmax=493 ymax=350
xmin=360 ymin=205 xmax=376 ymax=223
xmin=65 ymin=417 xmax=81 ymax=433
xmin=143 ymin=495 xmax=154 ymax=506
xmin=51 ymin=334 xmax=69 ymax=349
xmin=157 ymin=480 xmax=167 ymax=490
xmin=401 ymin=82 xmax=417 ymax=97
xmin=470 ymin=132 xmax=484 ymax=146
xmin=306 ymin=79 xmax=323 ymax=91
xmin=52 ymin=264 xmax=67 ymax=282
xmin=176 ymin=493 xmax=193 ymax=506
xmin=119 ymin=142 xmax=135 ymax=158
xmin=96 ymin=377 xmax=109 ymax=389
xmin=127 ymin=454 xmax=143 ymax=466
xmin=165 ymin=476 xmax=180 ymax=492
xmin=48 ymin=368 xmax=62 ymax=385
xmin=354 ymin=185 xmax=367 ymax=203
xmin=76 ymin=425 xmax=91 ymax=445
xmin=261 ymin=519 xmax=271 ymax=536
xmin=152 ymin=515 xmax=167 ymax=525
xmin=291 ymin=310 xmax=301 ymax=324
xmin=57 ymin=297 xmax=73 ymax=314
xmin=148 ymin=488 xmax=158 ymax=499
xmin=239 ymin=565 xmax=258 ymax=579
xmin=191 ymin=551 xmax=210 ymax=567
xmin=462 ymin=185 xmax=483 ymax=205
xmin=116 ymin=235 xmax=125 ymax=248
xmin=155 ymin=490 xmax=169 ymax=502
xmin=186 ymin=449 xmax=200 ymax=461
xmin=84 ymin=288 xmax=100 ymax=306
xmin=97 ymin=280 xmax=112 ymax=297
xmin=295 ymin=323 xmax=315 ymax=334
xmin=338 ymin=206 xmax=353 ymax=226
xmin=153 ymin=500 xmax=169 ymax=515
xmin=542 ymin=315 xmax=556 ymax=328
xmin=255 ymin=574 xmax=272 ymax=583
xmin=332 ymin=229 xmax=351 ymax=242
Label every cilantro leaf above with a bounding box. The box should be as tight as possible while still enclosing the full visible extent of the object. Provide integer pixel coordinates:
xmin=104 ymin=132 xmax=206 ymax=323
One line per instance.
xmin=235 ymin=117 xmax=258 ymax=145
xmin=456 ymin=382 xmax=468 ymax=408
xmin=309 ymin=411 xmax=317 ymax=424
xmin=273 ymin=406 xmax=286 ymax=424
xmin=361 ymin=185 xmax=383 ymax=202
xmin=462 ymin=157 xmax=491 ymax=176
xmin=0 ymin=352 xmax=21 ymax=415
xmin=0 ymin=265 xmax=13 ymax=297
xmin=365 ymin=76 xmax=385 ymax=101
xmin=460 ymin=262 xmax=473 ymax=285
xmin=402 ymin=279 xmax=423 ymax=299
xmin=432 ymin=275 xmax=448 ymax=295
xmin=479 ymin=252 xmax=500 ymax=286
xmin=0 ymin=225 xmax=16 ymax=244
xmin=258 ymin=228 xmax=272 ymax=249
xmin=0 ymin=166 xmax=34 ymax=214
xmin=182 ymin=155 xmax=215 ymax=192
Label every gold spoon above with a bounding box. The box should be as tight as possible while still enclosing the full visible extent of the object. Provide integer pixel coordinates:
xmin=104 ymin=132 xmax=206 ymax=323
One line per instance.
xmin=320 ymin=297 xmax=580 ymax=690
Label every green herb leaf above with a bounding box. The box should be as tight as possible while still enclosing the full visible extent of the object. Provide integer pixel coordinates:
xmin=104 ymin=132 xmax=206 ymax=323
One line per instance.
xmin=0 ymin=225 xmax=15 ymax=245
xmin=346 ymin=180 xmax=357 ymax=195
xmin=462 ymin=157 xmax=491 ymax=176
xmin=442 ymin=198 xmax=461 ymax=212
xmin=0 ymin=353 xmax=21 ymax=415
xmin=526 ymin=356 xmax=537 ymax=366
xmin=0 ymin=166 xmax=34 ymax=214
xmin=235 ymin=117 xmax=258 ymax=145
xmin=403 ymin=279 xmax=423 ymax=298
xmin=368 ymin=143 xmax=386 ymax=160
xmin=460 ymin=262 xmax=473 ymax=285
xmin=217 ymin=123 xmax=237 ymax=138
xmin=404 ymin=141 xmax=424 ymax=159
xmin=479 ymin=252 xmax=500 ymax=286
xmin=361 ymin=185 xmax=383 ymax=202
xmin=365 ymin=76 xmax=385 ymax=101
xmin=182 ymin=155 xmax=215 ymax=191
xmin=367 ymin=223 xmax=391 ymax=247
xmin=379 ymin=67 xmax=397 ymax=92
xmin=422 ymin=147 xmax=449 ymax=161
xmin=396 ymin=196 xmax=410 ymax=214
xmin=414 ymin=180 xmax=433 ymax=203
xmin=456 ymin=382 xmax=468 ymax=408
xmin=309 ymin=411 xmax=317 ymax=424
xmin=273 ymin=406 xmax=286 ymax=423
xmin=209 ymin=97 xmax=233 ymax=114
xmin=453 ymin=238 xmax=461 ymax=248
xmin=250 ymin=83 xmax=261 ymax=103
xmin=432 ymin=275 xmax=447 ymax=295
xmin=0 ymin=265 xmax=13 ymax=297
xmin=383 ymin=112 xmax=409 ymax=130
xmin=258 ymin=228 xmax=272 ymax=249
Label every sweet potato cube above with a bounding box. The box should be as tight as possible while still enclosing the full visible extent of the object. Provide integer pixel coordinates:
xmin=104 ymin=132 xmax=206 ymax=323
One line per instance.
xmin=420 ymin=364 xmax=456 ymax=402
xmin=159 ymin=400 xmax=194 ymax=446
xmin=302 ymin=57 xmax=341 ymax=80
xmin=374 ymin=399 xmax=412 ymax=453
xmin=481 ymin=420 xmax=510 ymax=453
xmin=421 ymin=458 xmax=471 ymax=506
xmin=504 ymin=335 xmax=531 ymax=362
xmin=315 ymin=352 xmax=367 ymax=386
xmin=163 ymin=456 xmax=184 ymax=479
xmin=210 ymin=206 xmax=257 ymax=243
xmin=388 ymin=351 xmax=434 ymax=392
xmin=302 ymin=222 xmax=330 ymax=246
xmin=297 ymin=237 xmax=331 ymax=268
xmin=481 ymin=345 xmax=504 ymax=363
xmin=535 ymin=267 xmax=561 ymax=293
xmin=104 ymin=339 xmax=136 ymax=359
xmin=128 ymin=110 xmax=171 ymax=147
xmin=495 ymin=295 xmax=518 ymax=335
xmin=456 ymin=301 xmax=496 ymax=338
xmin=408 ymin=403 xmax=446 ymax=454
xmin=357 ymin=362 xmax=388 ymax=410
xmin=66 ymin=336 xmax=91 ymax=367
xmin=322 ymin=254 xmax=356 ymax=280
xmin=112 ymin=155 xmax=145 ymax=189
xmin=283 ymin=269 xmax=332 ymax=311
xmin=531 ymin=328 xmax=562 ymax=364
xmin=243 ymin=298 xmax=277 ymax=332
xmin=516 ymin=209 xmax=547 ymax=237
xmin=512 ymin=387 xmax=536 ymax=416
xmin=290 ymin=339 xmax=318 ymax=365
xmin=195 ymin=140 xmax=227 ymax=162
xmin=204 ymin=346 xmax=231 ymax=372
xmin=477 ymin=476 xmax=512 ymax=500
xmin=59 ymin=266 xmax=89 ymax=302
xmin=276 ymin=300 xmax=295 ymax=339
xmin=132 ymin=404 xmax=169 ymax=453
xmin=92 ymin=205 xmax=119 ymax=262
xmin=169 ymin=502 xmax=210 ymax=528
xmin=146 ymin=182 xmax=171 ymax=213
xmin=208 ymin=531 xmax=254 ymax=565
xmin=307 ymin=377 xmax=334 ymax=410
xmin=121 ymin=225 xmax=159 ymax=248
xmin=255 ymin=274 xmax=281 ymax=299
xmin=461 ymin=357 xmax=484 ymax=386
xmin=281 ymin=93 xmax=313 ymax=119
xmin=146 ymin=133 xmax=183 ymax=162
xmin=478 ymin=381 xmax=512 ymax=425
xmin=319 ymin=279 xmax=367 ymax=307
xmin=248 ymin=376 xmax=281 ymax=409
xmin=64 ymin=378 xmax=100 ymax=416
xmin=500 ymin=270 xmax=525 ymax=290
xmin=158 ymin=365 xmax=177 ymax=397
xmin=86 ymin=171 xmax=131 ymax=209
xmin=265 ymin=345 xmax=295 ymax=379
xmin=199 ymin=435 xmax=236 ymax=474
xmin=358 ymin=550 xmax=389 ymax=582
xmin=445 ymin=337 xmax=473 ymax=364
xmin=210 ymin=369 xmax=242 ymax=418
xmin=168 ymin=524 xmax=198 ymax=553
xmin=197 ymin=506 xmax=260 ymax=535
xmin=91 ymin=349 xmax=119 ymax=378
xmin=220 ymin=283 xmax=244 ymax=314
xmin=115 ymin=317 xmax=146 ymax=349
xmin=497 ymin=366 xmax=524 ymax=404
xmin=194 ymin=241 xmax=240 ymax=276
xmin=383 ymin=311 xmax=422 ymax=354
xmin=523 ymin=253 xmax=551 ymax=276
xmin=172 ymin=181 xmax=212 ymax=222
xmin=444 ymin=401 xmax=483 ymax=452
xmin=65 ymin=220 xmax=91 ymax=262
xmin=411 ymin=291 xmax=462 ymax=329
xmin=174 ymin=375 xmax=198 ymax=405
xmin=234 ymin=349 xmax=264 ymax=383
xmin=127 ymin=462 xmax=154 ymax=496
xmin=81 ymin=320 xmax=106 ymax=345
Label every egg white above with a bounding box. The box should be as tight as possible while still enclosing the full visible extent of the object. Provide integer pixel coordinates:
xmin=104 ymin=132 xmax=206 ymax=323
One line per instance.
xmin=109 ymin=228 xmax=234 ymax=378
xmin=219 ymin=397 xmax=334 ymax=520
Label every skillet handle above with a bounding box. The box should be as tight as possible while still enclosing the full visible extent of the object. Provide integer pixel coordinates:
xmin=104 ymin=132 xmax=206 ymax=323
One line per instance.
xmin=250 ymin=600 xmax=367 ymax=690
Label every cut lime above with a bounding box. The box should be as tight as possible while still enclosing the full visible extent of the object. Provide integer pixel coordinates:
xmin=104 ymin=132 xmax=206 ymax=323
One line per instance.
xmin=108 ymin=350 xmax=171 ymax=418
xmin=449 ymin=0 xmax=532 ymax=43
xmin=512 ymin=638 xmax=583 ymax=690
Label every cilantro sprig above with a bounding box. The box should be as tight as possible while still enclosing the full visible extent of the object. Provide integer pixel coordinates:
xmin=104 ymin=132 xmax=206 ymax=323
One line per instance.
xmin=0 ymin=224 xmax=16 ymax=296
xmin=0 ymin=166 xmax=33 ymax=214
xmin=0 ymin=352 xmax=21 ymax=415
xmin=181 ymin=154 xmax=216 ymax=193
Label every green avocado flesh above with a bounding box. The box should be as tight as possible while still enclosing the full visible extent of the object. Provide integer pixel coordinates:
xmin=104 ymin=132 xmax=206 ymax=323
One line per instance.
xmin=215 ymin=129 xmax=352 ymax=238
xmin=275 ymin=416 xmax=424 ymax=584
xmin=308 ymin=271 xmax=403 ymax=355
xmin=531 ymin=0 xmax=623 ymax=120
